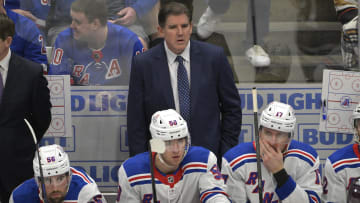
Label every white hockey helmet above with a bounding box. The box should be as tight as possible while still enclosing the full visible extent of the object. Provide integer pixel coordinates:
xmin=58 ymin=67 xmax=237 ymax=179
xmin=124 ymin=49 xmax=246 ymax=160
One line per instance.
xmin=33 ymin=144 xmax=70 ymax=178
xmin=150 ymin=109 xmax=189 ymax=141
xmin=352 ymin=104 xmax=360 ymax=143
xmin=260 ymin=101 xmax=296 ymax=135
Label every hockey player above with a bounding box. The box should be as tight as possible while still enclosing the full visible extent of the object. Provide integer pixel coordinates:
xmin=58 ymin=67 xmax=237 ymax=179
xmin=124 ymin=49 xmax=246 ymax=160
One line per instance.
xmin=222 ymin=101 xmax=322 ymax=202
xmin=116 ymin=109 xmax=231 ymax=203
xmin=9 ymin=144 xmax=106 ymax=203
xmin=48 ymin=0 xmax=143 ymax=86
xmin=322 ymin=103 xmax=360 ymax=203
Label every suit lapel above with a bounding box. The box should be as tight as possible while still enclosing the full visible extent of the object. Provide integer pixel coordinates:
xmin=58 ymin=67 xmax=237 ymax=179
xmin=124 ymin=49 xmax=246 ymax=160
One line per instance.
xmin=2 ymin=54 xmax=20 ymax=104
xmin=189 ymin=41 xmax=202 ymax=115
xmin=154 ymin=44 xmax=175 ymax=108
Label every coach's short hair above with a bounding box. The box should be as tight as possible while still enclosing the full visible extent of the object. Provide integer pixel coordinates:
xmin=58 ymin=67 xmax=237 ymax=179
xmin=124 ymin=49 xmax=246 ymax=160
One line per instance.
xmin=0 ymin=13 xmax=15 ymax=41
xmin=158 ymin=2 xmax=192 ymax=28
xmin=71 ymin=0 xmax=107 ymax=26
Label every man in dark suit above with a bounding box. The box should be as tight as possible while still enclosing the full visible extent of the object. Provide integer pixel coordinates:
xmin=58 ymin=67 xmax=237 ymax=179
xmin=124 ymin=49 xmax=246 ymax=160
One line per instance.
xmin=0 ymin=14 xmax=51 ymax=203
xmin=127 ymin=2 xmax=241 ymax=160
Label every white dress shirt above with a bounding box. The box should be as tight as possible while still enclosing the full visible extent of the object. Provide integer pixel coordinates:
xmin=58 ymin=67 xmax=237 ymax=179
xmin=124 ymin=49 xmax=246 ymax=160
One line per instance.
xmin=164 ymin=41 xmax=191 ymax=112
xmin=0 ymin=50 xmax=11 ymax=87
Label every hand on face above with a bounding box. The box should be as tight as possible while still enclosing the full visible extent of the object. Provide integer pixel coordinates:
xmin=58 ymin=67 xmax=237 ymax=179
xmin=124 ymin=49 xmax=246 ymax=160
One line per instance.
xmin=260 ymin=138 xmax=284 ymax=174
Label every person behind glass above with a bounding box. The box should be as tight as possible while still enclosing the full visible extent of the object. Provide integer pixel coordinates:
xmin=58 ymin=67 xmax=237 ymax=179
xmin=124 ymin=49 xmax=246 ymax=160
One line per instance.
xmin=0 ymin=14 xmax=51 ymax=203
xmin=322 ymin=103 xmax=360 ymax=203
xmin=197 ymin=0 xmax=271 ymax=67
xmin=48 ymin=0 xmax=144 ymax=86
xmin=333 ymin=0 xmax=359 ymax=70
xmin=0 ymin=0 xmax=48 ymax=72
xmin=106 ymin=0 xmax=158 ymax=50
xmin=117 ymin=109 xmax=231 ymax=202
xmin=9 ymin=144 xmax=107 ymax=203
xmin=11 ymin=0 xmax=76 ymax=46
xmin=222 ymin=101 xmax=322 ymax=202
xmin=127 ymin=2 xmax=242 ymax=162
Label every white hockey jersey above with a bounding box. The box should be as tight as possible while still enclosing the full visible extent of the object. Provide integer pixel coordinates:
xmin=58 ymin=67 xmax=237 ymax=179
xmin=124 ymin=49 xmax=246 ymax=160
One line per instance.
xmin=322 ymin=143 xmax=360 ymax=203
xmin=9 ymin=167 xmax=106 ymax=203
xmin=116 ymin=146 xmax=230 ymax=203
xmin=222 ymin=140 xmax=322 ymax=203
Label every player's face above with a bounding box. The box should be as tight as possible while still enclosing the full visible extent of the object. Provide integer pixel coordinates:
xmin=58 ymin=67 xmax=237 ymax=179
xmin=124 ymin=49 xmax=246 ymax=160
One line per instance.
xmin=42 ymin=173 xmax=70 ymax=203
xmin=70 ymin=10 xmax=93 ymax=41
xmin=355 ymin=119 xmax=360 ymax=136
xmin=161 ymin=138 xmax=187 ymax=167
xmin=259 ymin=127 xmax=290 ymax=152
xmin=0 ymin=36 xmax=11 ymax=61
xmin=158 ymin=14 xmax=192 ymax=55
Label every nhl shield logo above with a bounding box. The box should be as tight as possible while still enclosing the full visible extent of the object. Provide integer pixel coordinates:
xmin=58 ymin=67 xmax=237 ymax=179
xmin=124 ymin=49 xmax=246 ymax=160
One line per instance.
xmin=168 ymin=176 xmax=174 ymax=183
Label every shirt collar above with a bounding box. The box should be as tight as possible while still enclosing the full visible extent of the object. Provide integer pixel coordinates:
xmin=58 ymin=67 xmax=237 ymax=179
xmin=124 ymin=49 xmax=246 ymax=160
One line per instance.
xmin=0 ymin=49 xmax=11 ymax=72
xmin=164 ymin=40 xmax=191 ymax=65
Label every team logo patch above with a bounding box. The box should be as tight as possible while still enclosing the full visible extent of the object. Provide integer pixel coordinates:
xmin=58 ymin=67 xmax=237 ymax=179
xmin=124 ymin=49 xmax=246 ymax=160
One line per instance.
xmin=168 ymin=176 xmax=174 ymax=183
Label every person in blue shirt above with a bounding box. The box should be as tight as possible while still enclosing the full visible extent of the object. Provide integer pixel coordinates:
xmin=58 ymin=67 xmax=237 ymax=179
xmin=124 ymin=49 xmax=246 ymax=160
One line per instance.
xmin=1 ymin=0 xmax=48 ymax=71
xmin=48 ymin=0 xmax=143 ymax=85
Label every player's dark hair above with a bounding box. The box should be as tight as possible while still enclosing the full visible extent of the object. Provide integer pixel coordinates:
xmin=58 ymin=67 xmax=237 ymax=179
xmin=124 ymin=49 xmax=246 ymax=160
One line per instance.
xmin=71 ymin=0 xmax=107 ymax=26
xmin=158 ymin=2 xmax=192 ymax=28
xmin=0 ymin=13 xmax=15 ymax=40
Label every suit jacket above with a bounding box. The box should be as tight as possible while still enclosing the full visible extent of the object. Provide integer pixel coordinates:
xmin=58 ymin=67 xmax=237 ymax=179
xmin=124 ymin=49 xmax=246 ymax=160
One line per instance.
xmin=127 ymin=40 xmax=242 ymax=159
xmin=0 ymin=53 xmax=51 ymax=201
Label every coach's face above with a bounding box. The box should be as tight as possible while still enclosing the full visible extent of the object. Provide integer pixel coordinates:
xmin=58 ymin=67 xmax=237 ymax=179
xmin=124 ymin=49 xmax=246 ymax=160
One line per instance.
xmin=158 ymin=14 xmax=192 ymax=55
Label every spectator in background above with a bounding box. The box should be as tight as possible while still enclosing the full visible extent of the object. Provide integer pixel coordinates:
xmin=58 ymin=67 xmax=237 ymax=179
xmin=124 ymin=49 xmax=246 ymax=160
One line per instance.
xmin=0 ymin=14 xmax=51 ymax=203
xmin=333 ymin=0 xmax=359 ymax=70
xmin=196 ymin=0 xmax=271 ymax=67
xmin=0 ymin=0 xmax=48 ymax=71
xmin=107 ymin=0 xmax=158 ymax=49
xmin=322 ymin=103 xmax=360 ymax=202
xmin=127 ymin=2 xmax=241 ymax=162
xmin=13 ymin=0 xmax=75 ymax=46
xmin=9 ymin=145 xmax=107 ymax=203
xmin=48 ymin=0 xmax=143 ymax=86
xmin=222 ymin=101 xmax=322 ymax=202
